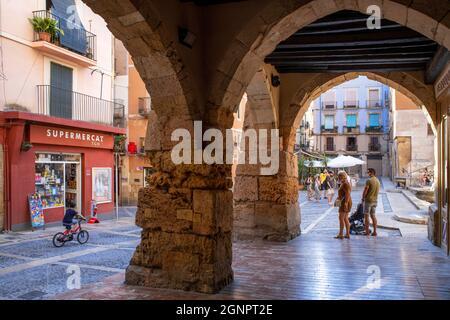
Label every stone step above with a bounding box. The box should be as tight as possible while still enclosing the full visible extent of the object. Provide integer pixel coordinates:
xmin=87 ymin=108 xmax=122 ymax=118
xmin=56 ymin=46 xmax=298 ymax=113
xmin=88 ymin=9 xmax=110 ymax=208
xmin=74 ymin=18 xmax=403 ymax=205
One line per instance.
xmin=393 ymin=211 xmax=429 ymax=225
xmin=401 ymin=189 xmax=431 ymax=211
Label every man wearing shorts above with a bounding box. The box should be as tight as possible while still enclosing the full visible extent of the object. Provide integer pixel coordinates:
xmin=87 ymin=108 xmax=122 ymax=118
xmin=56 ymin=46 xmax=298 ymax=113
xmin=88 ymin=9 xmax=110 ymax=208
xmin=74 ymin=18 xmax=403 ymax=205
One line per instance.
xmin=362 ymin=168 xmax=380 ymax=236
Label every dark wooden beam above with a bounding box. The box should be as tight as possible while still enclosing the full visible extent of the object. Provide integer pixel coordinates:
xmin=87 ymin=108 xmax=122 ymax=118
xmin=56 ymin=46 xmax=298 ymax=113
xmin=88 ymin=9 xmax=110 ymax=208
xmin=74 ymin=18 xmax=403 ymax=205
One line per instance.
xmin=275 ymin=63 xmax=426 ymax=73
xmin=425 ymin=46 xmax=450 ymax=84
xmin=278 ymin=29 xmax=427 ymax=48
xmin=265 ymin=51 xmax=435 ymax=61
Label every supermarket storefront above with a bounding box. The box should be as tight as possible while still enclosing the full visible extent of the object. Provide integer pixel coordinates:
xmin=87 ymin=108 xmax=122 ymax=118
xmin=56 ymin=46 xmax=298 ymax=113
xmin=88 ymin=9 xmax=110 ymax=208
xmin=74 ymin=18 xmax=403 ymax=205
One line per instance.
xmin=0 ymin=112 xmax=126 ymax=231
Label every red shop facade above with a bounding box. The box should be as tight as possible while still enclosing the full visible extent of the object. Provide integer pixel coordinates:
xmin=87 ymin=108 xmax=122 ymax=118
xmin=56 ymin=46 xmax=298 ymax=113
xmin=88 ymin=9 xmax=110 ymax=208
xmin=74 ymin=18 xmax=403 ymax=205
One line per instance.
xmin=0 ymin=112 xmax=126 ymax=231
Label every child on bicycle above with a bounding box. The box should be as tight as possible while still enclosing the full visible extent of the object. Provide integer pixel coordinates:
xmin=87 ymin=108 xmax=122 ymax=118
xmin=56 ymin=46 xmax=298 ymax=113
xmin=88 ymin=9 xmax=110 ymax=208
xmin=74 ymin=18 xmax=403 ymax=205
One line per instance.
xmin=62 ymin=202 xmax=86 ymax=232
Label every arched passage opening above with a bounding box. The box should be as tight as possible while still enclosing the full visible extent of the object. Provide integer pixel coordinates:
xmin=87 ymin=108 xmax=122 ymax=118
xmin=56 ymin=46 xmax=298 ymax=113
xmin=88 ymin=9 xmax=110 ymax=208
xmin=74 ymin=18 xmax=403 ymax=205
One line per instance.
xmin=80 ymin=0 xmax=450 ymax=294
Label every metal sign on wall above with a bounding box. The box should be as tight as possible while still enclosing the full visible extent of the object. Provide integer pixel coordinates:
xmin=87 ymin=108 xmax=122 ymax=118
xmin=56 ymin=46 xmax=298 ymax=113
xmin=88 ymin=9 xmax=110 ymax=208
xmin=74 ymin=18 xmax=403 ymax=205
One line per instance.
xmin=435 ymin=62 xmax=450 ymax=99
xmin=30 ymin=125 xmax=114 ymax=149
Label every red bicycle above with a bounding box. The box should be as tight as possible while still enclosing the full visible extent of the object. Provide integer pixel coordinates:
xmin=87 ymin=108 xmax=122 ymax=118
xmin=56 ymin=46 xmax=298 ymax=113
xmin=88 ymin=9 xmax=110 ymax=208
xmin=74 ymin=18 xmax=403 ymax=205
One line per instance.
xmin=52 ymin=217 xmax=89 ymax=247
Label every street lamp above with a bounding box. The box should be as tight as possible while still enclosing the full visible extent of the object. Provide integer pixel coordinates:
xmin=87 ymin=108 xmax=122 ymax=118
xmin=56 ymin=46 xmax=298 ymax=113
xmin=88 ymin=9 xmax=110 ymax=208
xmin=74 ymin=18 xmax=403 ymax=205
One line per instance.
xmin=91 ymin=68 xmax=106 ymax=99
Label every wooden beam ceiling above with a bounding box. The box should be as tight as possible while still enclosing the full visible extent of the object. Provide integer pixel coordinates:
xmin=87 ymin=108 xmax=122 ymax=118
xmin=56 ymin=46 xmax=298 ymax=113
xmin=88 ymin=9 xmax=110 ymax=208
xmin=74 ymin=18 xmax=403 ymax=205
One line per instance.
xmin=266 ymin=10 xmax=441 ymax=73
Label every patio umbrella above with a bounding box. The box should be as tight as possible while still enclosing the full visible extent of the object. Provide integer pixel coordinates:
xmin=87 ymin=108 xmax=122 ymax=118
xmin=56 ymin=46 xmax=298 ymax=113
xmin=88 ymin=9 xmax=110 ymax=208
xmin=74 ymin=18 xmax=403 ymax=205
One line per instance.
xmin=304 ymin=160 xmax=327 ymax=168
xmin=327 ymin=155 xmax=365 ymax=168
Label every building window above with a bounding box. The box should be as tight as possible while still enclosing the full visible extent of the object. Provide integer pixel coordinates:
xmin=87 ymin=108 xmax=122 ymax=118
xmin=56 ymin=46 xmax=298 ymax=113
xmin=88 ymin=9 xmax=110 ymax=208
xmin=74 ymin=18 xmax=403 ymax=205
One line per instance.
xmin=369 ymin=113 xmax=380 ymax=127
xmin=322 ymin=90 xmax=336 ymax=109
xmin=346 ymin=114 xmax=357 ymax=128
xmin=347 ymin=137 xmax=357 ymax=151
xmin=367 ymin=88 xmax=381 ymax=108
xmin=326 ymin=137 xmax=334 ymax=151
xmin=324 ymin=115 xmax=334 ymax=129
xmin=344 ymin=88 xmax=358 ymax=108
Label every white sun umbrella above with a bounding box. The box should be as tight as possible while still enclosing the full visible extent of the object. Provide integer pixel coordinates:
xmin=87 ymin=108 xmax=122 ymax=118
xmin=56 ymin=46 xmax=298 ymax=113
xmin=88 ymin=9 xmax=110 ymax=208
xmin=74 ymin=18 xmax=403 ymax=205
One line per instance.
xmin=304 ymin=160 xmax=327 ymax=168
xmin=327 ymin=155 xmax=365 ymax=168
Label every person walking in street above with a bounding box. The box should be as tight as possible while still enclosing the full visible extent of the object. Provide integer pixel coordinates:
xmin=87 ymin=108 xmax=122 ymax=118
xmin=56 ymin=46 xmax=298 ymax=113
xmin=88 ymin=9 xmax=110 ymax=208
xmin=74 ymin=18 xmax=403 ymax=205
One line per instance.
xmin=362 ymin=168 xmax=381 ymax=236
xmin=325 ymin=171 xmax=334 ymax=205
xmin=305 ymin=175 xmax=314 ymax=201
xmin=314 ymin=174 xmax=322 ymax=201
xmin=327 ymin=172 xmax=336 ymax=205
xmin=335 ymin=171 xmax=352 ymax=239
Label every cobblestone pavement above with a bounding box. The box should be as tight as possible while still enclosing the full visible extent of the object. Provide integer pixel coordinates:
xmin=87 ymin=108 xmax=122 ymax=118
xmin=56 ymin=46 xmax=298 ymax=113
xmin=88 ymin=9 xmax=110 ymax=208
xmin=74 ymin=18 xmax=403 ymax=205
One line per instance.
xmin=0 ymin=207 xmax=140 ymax=300
xmin=0 ymin=179 xmax=433 ymax=300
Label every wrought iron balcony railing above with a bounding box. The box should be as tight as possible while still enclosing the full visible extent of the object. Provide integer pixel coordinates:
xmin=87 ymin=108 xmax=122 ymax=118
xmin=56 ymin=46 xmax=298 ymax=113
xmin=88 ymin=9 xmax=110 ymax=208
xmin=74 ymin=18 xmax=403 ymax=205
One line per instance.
xmin=37 ymin=85 xmax=125 ymax=128
xmin=367 ymin=99 xmax=383 ymax=108
xmin=346 ymin=144 xmax=358 ymax=152
xmin=369 ymin=143 xmax=381 ymax=152
xmin=325 ymin=144 xmax=336 ymax=152
xmin=32 ymin=10 xmax=96 ymax=60
xmin=343 ymin=100 xmax=359 ymax=108
xmin=343 ymin=125 xmax=360 ymax=134
xmin=321 ymin=125 xmax=338 ymax=133
xmin=366 ymin=125 xmax=384 ymax=133
xmin=138 ymin=97 xmax=152 ymax=116
xmin=322 ymin=101 xmax=336 ymax=110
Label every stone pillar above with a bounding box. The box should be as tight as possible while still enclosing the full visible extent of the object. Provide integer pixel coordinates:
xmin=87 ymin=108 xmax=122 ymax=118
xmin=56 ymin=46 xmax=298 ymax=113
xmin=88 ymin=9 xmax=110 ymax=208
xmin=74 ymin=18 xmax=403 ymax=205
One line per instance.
xmin=125 ymin=151 xmax=234 ymax=293
xmin=234 ymin=151 xmax=301 ymax=241
xmin=125 ymin=109 xmax=234 ymax=293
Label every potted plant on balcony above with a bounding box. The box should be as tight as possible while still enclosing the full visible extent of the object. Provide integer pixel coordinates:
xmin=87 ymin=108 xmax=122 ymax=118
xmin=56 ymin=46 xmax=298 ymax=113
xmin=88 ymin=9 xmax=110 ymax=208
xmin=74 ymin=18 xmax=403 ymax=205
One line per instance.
xmin=29 ymin=16 xmax=64 ymax=43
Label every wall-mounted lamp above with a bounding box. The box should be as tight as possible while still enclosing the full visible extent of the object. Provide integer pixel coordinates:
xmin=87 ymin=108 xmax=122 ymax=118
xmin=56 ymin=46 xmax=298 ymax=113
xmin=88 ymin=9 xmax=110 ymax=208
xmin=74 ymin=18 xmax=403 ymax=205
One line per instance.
xmin=271 ymin=74 xmax=280 ymax=87
xmin=178 ymin=27 xmax=196 ymax=48
xmin=21 ymin=141 xmax=33 ymax=152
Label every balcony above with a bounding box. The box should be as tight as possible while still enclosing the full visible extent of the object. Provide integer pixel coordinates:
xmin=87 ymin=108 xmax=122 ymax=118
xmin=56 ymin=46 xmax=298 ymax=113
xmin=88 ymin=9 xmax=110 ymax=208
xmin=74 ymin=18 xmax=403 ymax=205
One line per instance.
xmin=343 ymin=100 xmax=359 ymax=109
xmin=325 ymin=144 xmax=336 ymax=152
xmin=37 ymin=85 xmax=125 ymax=128
xmin=346 ymin=144 xmax=358 ymax=152
xmin=322 ymin=101 xmax=336 ymax=110
xmin=366 ymin=125 xmax=384 ymax=133
xmin=369 ymin=143 xmax=381 ymax=152
xmin=138 ymin=97 xmax=152 ymax=116
xmin=343 ymin=125 xmax=360 ymax=134
xmin=31 ymin=10 xmax=96 ymax=67
xmin=321 ymin=125 xmax=338 ymax=134
xmin=367 ymin=99 xmax=383 ymax=108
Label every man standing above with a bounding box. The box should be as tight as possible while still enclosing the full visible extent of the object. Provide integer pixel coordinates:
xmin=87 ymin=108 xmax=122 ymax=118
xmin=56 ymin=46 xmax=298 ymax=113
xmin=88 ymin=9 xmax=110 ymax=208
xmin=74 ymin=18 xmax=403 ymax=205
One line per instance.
xmin=362 ymin=168 xmax=380 ymax=236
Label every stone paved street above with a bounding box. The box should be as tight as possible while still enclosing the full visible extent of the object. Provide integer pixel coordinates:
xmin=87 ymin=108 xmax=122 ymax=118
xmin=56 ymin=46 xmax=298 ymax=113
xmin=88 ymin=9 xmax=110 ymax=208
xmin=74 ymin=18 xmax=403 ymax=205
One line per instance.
xmin=0 ymin=180 xmax=445 ymax=300
xmin=0 ymin=207 xmax=141 ymax=300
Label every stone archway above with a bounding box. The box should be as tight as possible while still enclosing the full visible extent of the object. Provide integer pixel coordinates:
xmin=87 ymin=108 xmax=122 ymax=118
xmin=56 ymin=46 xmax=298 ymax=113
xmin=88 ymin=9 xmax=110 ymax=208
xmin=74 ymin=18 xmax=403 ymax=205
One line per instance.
xmin=233 ymin=66 xmax=300 ymax=241
xmin=210 ymin=0 xmax=450 ymax=130
xmin=79 ymin=0 xmax=450 ymax=294
xmin=83 ymin=0 xmax=234 ymax=294
xmin=280 ymin=71 xmax=437 ymax=154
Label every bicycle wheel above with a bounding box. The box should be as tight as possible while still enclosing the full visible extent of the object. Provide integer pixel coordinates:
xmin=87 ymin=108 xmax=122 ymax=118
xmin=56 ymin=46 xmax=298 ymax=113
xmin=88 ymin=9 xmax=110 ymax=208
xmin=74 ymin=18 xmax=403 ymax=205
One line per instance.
xmin=77 ymin=230 xmax=89 ymax=244
xmin=52 ymin=232 xmax=66 ymax=247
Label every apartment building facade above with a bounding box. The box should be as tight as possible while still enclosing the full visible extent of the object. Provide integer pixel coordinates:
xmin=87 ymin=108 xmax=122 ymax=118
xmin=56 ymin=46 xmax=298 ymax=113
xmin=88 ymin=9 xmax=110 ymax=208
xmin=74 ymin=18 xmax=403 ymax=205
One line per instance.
xmin=0 ymin=0 xmax=126 ymax=231
xmin=390 ymin=89 xmax=436 ymax=186
xmin=311 ymin=76 xmax=391 ymax=177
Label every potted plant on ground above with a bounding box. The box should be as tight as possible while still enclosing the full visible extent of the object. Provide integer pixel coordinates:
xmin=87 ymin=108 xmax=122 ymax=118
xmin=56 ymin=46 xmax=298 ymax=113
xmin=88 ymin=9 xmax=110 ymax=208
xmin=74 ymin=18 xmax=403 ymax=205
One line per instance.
xmin=29 ymin=16 xmax=64 ymax=43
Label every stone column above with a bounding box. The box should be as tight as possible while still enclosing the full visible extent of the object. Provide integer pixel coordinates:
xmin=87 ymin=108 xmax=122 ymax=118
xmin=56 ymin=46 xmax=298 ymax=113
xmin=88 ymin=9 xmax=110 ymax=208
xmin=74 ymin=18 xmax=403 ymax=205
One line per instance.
xmin=234 ymin=151 xmax=301 ymax=241
xmin=125 ymin=113 xmax=234 ymax=294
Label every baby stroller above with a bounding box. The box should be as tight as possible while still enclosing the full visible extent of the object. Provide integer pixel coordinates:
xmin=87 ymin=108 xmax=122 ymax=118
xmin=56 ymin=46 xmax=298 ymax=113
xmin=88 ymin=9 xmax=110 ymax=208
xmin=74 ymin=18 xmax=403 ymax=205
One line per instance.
xmin=349 ymin=202 xmax=368 ymax=235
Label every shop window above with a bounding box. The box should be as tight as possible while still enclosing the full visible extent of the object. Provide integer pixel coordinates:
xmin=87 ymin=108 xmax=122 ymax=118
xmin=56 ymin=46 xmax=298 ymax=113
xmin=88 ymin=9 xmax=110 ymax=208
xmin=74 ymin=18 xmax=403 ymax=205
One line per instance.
xmin=35 ymin=153 xmax=81 ymax=210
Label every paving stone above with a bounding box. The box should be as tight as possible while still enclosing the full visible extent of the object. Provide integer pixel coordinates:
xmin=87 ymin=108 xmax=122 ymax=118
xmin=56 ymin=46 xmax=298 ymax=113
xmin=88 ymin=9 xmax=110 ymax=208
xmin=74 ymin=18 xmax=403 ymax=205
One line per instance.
xmin=62 ymin=249 xmax=134 ymax=270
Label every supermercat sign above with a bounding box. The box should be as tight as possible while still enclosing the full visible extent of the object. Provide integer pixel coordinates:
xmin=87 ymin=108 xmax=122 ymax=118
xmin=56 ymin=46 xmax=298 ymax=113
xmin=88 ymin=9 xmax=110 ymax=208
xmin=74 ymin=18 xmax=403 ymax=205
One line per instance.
xmin=30 ymin=125 xmax=114 ymax=149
